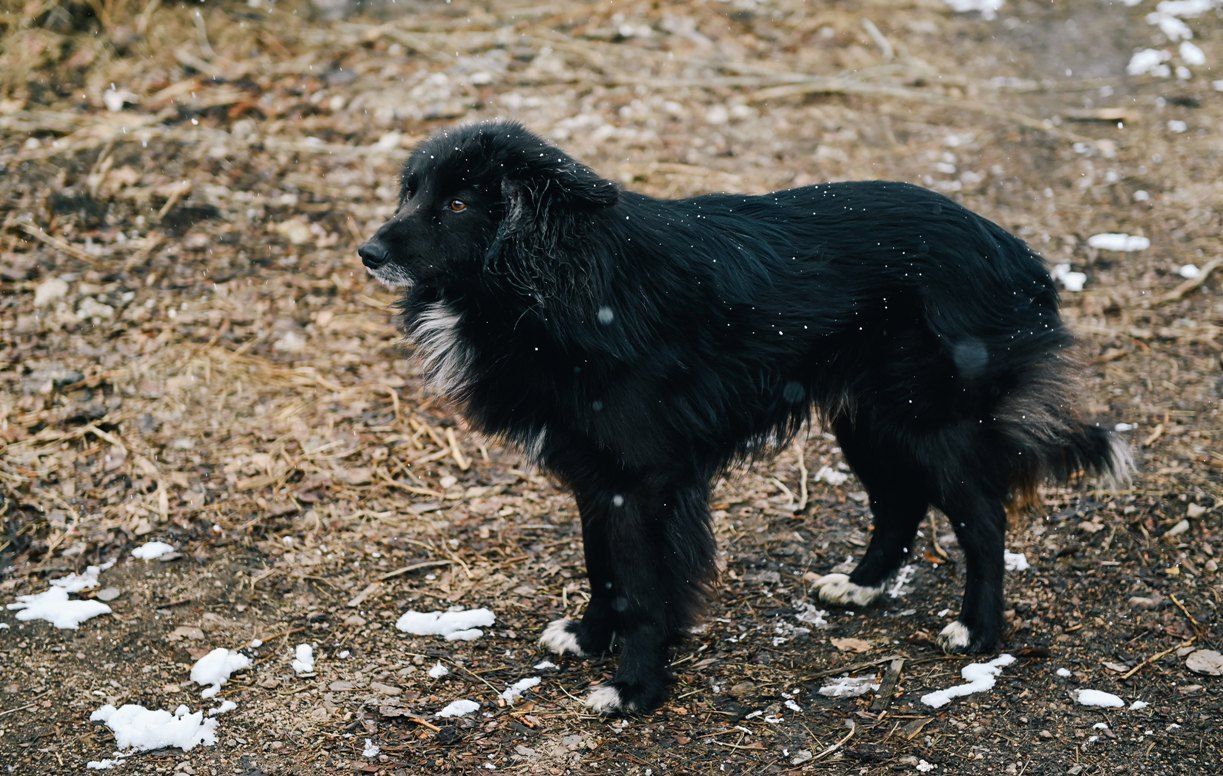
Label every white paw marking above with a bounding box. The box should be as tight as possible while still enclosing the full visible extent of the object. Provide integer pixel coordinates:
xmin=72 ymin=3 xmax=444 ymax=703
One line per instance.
xmin=540 ymin=619 xmax=586 ymax=656
xmin=814 ymin=573 xmax=884 ymax=606
xmin=938 ymin=620 xmax=972 ymax=651
xmin=583 ymin=684 xmax=625 ymax=714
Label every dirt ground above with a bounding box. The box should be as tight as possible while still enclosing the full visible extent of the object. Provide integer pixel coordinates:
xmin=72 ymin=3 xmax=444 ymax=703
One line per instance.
xmin=1 ymin=0 xmax=1219 ymax=774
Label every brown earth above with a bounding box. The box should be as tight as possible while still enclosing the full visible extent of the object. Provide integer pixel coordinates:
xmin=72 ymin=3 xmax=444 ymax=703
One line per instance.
xmin=0 ymin=1 xmax=1219 ymax=774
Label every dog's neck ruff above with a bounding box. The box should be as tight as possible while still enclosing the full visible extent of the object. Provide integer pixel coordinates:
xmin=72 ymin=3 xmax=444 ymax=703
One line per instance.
xmin=409 ymin=300 xmax=472 ymax=398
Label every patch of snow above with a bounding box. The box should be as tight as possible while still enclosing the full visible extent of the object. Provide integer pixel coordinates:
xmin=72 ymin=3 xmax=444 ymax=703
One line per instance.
xmin=944 ymin=0 xmax=1005 ymax=19
xmin=784 ymin=699 xmax=802 ymax=712
xmin=814 ymin=466 xmax=849 ymax=486
xmin=33 ymin=277 xmax=70 ymax=307
xmin=818 ymin=675 xmax=880 ymax=698
xmin=1148 ymin=12 xmax=1194 ymax=40
xmin=436 ymin=699 xmax=480 ymax=718
xmin=363 ymin=739 xmax=380 ymax=758
xmin=1087 ymin=233 xmax=1150 ymax=252
xmin=1178 ymin=40 xmax=1206 ymax=65
xmin=190 ymin=648 xmax=251 ymax=699
xmin=794 ymin=601 xmax=829 ymax=627
xmin=90 ymin=704 xmax=216 ymax=752
xmin=86 ymin=758 xmax=125 ymax=770
xmin=428 ymin=662 xmax=450 ymax=679
xmin=1004 ymin=551 xmax=1030 ymax=571
xmin=1075 ymin=689 xmax=1125 ymax=708
xmin=1167 ymin=120 xmax=1188 ymax=133
xmin=1127 ymin=49 xmax=1172 ymax=77
xmin=207 ymin=700 xmax=237 ymax=716
xmin=7 ymin=587 xmax=111 ymax=629
xmin=1154 ymin=0 xmax=1216 ymax=17
xmin=131 ymin=541 xmax=175 ymax=560
xmin=920 ymin=654 xmax=1016 ymax=708
xmin=1056 ymin=667 xmax=1073 ymax=678
xmin=888 ymin=564 xmax=916 ymax=598
xmin=51 ymin=560 xmax=115 ymax=593
xmin=533 ymin=660 xmax=558 ymax=671
xmin=1176 ymin=264 xmax=1201 ymax=279
xmin=1130 ymin=700 xmax=1149 ymax=710
xmin=917 ymin=761 xmax=937 ymax=773
xmin=1051 ymin=263 xmax=1087 ymax=292
xmin=395 ymin=608 xmax=495 ymax=641
xmin=499 ymin=677 xmax=541 ymax=705
xmin=291 ymin=644 xmax=315 ymax=675
xmin=1115 ymin=422 xmax=1137 ymax=432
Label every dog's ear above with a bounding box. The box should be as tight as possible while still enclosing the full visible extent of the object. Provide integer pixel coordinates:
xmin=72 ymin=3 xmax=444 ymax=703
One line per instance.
xmin=497 ymin=157 xmax=619 ymax=242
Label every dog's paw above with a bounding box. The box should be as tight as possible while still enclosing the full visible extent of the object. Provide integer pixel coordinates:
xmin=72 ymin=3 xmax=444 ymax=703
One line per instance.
xmin=814 ymin=572 xmax=884 ymax=607
xmin=582 ymin=681 xmax=666 ymax=716
xmin=937 ymin=620 xmax=999 ymax=653
xmin=937 ymin=620 xmax=972 ymax=651
xmin=540 ymin=619 xmax=588 ymax=657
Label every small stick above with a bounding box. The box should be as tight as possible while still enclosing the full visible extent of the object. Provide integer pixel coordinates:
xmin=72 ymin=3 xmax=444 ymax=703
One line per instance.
xmin=378 ymin=560 xmax=451 ymax=581
xmin=1169 ymin=594 xmax=1203 ymax=635
xmin=812 ymin=720 xmax=856 ymax=761
xmin=870 ymin=658 xmax=905 ymax=712
xmin=405 ymin=715 xmax=442 ymax=732
xmin=1120 ymin=639 xmax=1194 ymax=680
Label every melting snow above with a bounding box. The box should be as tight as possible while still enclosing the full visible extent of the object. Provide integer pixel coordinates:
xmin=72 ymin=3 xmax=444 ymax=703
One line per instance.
xmin=131 ymin=541 xmax=175 ymax=560
xmin=818 ymin=675 xmax=880 ymax=698
xmin=888 ymin=565 xmax=916 ymax=598
xmin=1130 ymin=700 xmax=1149 ymax=710
xmin=395 ymin=608 xmax=495 ymax=641
xmin=190 ymin=648 xmax=251 ymax=699
xmin=1088 ymin=233 xmax=1150 ymax=252
xmin=1177 ymin=264 xmax=1201 ymax=279
xmin=1076 ymin=689 xmax=1125 ymax=708
xmin=86 ymin=758 xmax=125 ymax=770
xmin=1004 ymin=551 xmax=1030 ymax=571
xmin=794 ymin=601 xmax=829 ymax=627
xmin=944 ymin=0 xmax=1005 ymax=19
xmin=363 ymin=739 xmax=381 ymax=758
xmin=90 ymin=704 xmax=217 ymax=752
xmin=1127 ymin=49 xmax=1172 ymax=77
xmin=813 ymin=466 xmax=850 ymax=486
xmin=436 ymin=699 xmax=480 ymax=718
xmin=1056 ymin=667 xmax=1073 ymax=678
xmin=920 ymin=654 xmax=1016 ymax=708
xmin=428 ymin=662 xmax=450 ymax=679
xmin=1051 ymin=264 xmax=1087 ymax=293
xmin=533 ymin=660 xmax=558 ymax=671
xmin=7 ymin=587 xmax=111 ymax=629
xmin=499 ymin=677 xmax=541 ymax=705
xmin=291 ymin=644 xmax=315 ymax=675
xmin=51 ymin=560 xmax=115 ymax=593
xmin=208 ymin=700 xmax=237 ymax=716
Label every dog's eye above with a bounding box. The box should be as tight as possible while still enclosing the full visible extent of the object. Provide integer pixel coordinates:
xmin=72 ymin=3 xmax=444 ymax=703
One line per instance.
xmin=447 ymin=199 xmax=468 ymax=213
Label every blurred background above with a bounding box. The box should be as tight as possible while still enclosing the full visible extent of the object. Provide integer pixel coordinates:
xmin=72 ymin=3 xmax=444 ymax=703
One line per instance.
xmin=0 ymin=1 xmax=1218 ymax=773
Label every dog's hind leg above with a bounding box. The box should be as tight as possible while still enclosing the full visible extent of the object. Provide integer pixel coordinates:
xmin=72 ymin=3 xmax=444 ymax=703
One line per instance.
xmin=931 ymin=483 xmax=1007 ymax=653
xmin=816 ymin=415 xmax=929 ymax=607
xmin=540 ymin=491 xmax=617 ymax=657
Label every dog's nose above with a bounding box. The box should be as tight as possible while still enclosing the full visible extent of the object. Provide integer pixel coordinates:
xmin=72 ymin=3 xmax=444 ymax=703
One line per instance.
xmin=358 ymin=239 xmax=389 ymax=269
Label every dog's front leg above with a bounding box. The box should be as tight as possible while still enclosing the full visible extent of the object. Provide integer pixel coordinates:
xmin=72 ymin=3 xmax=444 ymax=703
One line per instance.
xmin=580 ymin=486 xmax=673 ymax=715
xmin=540 ymin=490 xmax=617 ymax=657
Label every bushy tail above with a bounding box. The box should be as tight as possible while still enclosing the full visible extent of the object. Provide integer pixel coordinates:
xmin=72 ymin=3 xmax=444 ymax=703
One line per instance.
xmin=993 ymin=357 xmax=1135 ymax=509
xmin=1006 ymin=421 xmax=1134 ymax=510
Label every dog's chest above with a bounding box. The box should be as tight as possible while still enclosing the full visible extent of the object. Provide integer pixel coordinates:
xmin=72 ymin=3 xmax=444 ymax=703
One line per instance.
xmin=409 ymin=301 xmax=473 ymax=398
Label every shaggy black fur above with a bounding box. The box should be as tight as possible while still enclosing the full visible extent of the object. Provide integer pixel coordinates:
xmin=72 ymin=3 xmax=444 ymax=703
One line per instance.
xmin=358 ymin=121 xmax=1131 ymax=715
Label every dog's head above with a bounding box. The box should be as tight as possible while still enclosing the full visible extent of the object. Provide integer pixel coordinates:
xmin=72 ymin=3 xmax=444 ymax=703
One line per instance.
xmin=359 ymin=121 xmax=619 ymax=294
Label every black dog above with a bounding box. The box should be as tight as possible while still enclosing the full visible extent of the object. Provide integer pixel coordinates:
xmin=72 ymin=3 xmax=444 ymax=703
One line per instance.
xmin=359 ymin=121 xmax=1130 ymax=714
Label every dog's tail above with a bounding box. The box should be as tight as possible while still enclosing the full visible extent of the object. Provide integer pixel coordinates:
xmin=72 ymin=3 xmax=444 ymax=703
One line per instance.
xmin=995 ymin=365 xmax=1135 ymax=510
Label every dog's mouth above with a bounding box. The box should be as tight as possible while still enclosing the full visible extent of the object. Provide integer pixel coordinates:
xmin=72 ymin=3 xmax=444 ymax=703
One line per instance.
xmin=366 ymin=263 xmax=414 ymax=290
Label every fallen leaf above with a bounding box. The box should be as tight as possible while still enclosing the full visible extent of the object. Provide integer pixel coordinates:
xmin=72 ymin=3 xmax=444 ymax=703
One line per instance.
xmin=831 ymin=637 xmax=873 ymax=653
xmin=1185 ymin=649 xmax=1223 ymax=676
